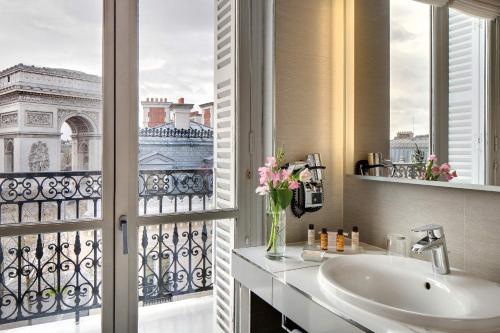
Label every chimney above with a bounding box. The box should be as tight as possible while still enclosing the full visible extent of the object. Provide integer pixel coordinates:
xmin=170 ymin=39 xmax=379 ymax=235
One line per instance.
xmin=204 ymin=109 xmax=211 ymax=127
xmin=174 ymin=110 xmax=190 ymax=129
xmin=171 ymin=100 xmax=193 ymax=130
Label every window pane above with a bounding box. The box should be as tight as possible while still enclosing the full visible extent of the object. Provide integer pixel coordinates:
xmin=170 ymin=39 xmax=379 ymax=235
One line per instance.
xmin=0 ymin=1 xmax=103 ymax=225
xmin=389 ymin=1 xmax=431 ymax=165
xmin=138 ymin=0 xmax=235 ymax=215
xmin=0 ymin=1 xmax=104 ymax=331
xmin=448 ymin=8 xmax=487 ymax=184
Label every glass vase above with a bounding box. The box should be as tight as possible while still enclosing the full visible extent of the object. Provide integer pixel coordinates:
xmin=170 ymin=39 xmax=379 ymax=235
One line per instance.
xmin=266 ymin=202 xmax=286 ymax=259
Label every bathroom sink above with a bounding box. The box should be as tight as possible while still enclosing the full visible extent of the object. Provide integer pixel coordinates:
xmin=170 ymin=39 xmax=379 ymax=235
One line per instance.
xmin=318 ymin=254 xmax=500 ymax=331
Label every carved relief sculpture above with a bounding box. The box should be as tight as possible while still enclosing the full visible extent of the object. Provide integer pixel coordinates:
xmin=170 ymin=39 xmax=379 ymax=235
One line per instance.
xmin=25 ymin=111 xmax=53 ymax=127
xmin=0 ymin=111 xmax=18 ymax=127
xmin=57 ymin=109 xmax=99 ymax=131
xmin=29 ymin=141 xmax=50 ymax=172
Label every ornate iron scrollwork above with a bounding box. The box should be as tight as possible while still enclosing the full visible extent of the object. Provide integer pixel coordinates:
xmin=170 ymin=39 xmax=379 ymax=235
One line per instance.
xmin=0 ymin=169 xmax=214 ymax=326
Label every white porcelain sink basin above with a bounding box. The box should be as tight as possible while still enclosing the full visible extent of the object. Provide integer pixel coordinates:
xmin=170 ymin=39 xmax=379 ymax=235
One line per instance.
xmin=318 ymin=254 xmax=500 ymax=332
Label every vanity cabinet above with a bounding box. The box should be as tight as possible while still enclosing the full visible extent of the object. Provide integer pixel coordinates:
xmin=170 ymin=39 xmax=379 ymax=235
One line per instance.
xmin=232 ymin=250 xmax=365 ymax=333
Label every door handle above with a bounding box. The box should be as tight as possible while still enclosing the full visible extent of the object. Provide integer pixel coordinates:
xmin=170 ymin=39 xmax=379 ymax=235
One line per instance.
xmin=119 ymin=215 xmax=128 ymax=255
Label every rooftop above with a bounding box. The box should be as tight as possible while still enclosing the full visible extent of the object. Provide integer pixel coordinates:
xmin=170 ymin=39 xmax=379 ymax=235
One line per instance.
xmin=0 ymin=64 xmax=102 ymax=100
xmin=0 ymin=64 xmax=101 ymax=82
xmin=139 ymin=121 xmax=213 ymax=138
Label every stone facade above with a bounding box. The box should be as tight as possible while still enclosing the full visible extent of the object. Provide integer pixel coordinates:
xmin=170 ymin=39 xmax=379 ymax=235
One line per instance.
xmin=0 ymin=64 xmax=102 ymax=172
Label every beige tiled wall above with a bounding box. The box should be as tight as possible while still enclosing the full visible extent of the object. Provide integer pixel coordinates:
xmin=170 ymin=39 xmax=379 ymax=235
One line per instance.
xmin=275 ymin=0 xmax=342 ymax=243
xmin=344 ymin=177 xmax=500 ymax=282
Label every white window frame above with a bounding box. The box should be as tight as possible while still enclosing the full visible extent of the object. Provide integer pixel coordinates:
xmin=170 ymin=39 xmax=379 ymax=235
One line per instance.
xmin=113 ymin=0 xmax=265 ymax=332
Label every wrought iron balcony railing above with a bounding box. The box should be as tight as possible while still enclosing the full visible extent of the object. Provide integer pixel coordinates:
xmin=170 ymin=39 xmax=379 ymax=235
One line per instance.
xmin=389 ymin=162 xmax=425 ymax=179
xmin=0 ymin=169 xmax=213 ymax=327
xmin=139 ymin=127 xmax=213 ymax=139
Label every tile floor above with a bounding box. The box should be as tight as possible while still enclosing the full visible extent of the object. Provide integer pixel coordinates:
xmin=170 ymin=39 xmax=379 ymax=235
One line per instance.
xmin=3 ymin=295 xmax=213 ymax=333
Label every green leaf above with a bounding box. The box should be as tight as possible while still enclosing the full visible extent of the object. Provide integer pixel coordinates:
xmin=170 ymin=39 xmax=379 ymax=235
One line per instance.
xmin=269 ymin=188 xmax=293 ymax=210
xmin=276 ymin=189 xmax=293 ymax=209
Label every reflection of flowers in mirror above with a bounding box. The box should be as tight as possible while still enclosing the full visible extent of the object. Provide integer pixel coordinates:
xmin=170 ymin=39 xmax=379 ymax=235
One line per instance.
xmin=423 ymin=155 xmax=457 ymax=181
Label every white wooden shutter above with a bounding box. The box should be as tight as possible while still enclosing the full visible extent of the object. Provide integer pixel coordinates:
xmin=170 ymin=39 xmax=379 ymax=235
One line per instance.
xmin=448 ymin=9 xmax=486 ymax=184
xmin=213 ymin=219 xmax=235 ymax=333
xmin=213 ymin=0 xmax=236 ymax=332
xmin=214 ymin=0 xmax=236 ymax=209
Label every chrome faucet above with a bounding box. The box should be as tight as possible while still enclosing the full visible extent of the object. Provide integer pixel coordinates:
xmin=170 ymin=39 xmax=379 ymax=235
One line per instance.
xmin=411 ymin=224 xmax=450 ymax=275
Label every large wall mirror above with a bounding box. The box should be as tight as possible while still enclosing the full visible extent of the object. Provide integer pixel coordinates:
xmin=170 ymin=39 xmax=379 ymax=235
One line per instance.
xmin=352 ymin=0 xmax=500 ymax=189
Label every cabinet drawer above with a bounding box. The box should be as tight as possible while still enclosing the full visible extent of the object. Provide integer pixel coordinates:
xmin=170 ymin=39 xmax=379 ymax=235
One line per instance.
xmin=232 ymin=253 xmax=273 ymax=304
xmin=272 ymin=278 xmax=364 ymax=333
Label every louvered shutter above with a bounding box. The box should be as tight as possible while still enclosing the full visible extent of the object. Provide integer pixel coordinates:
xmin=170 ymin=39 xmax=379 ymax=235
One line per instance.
xmin=213 ymin=0 xmax=236 ymax=332
xmin=214 ymin=0 xmax=236 ymax=209
xmin=448 ymin=9 xmax=486 ymax=184
xmin=213 ymin=219 xmax=235 ymax=333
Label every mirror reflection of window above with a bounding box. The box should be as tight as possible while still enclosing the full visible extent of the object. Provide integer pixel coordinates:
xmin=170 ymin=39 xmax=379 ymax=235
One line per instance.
xmin=389 ymin=0 xmax=431 ymax=166
xmin=448 ymin=9 xmax=487 ymax=185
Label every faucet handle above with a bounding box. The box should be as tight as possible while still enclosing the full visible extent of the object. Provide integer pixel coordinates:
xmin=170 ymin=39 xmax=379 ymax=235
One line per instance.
xmin=411 ymin=224 xmax=444 ymax=239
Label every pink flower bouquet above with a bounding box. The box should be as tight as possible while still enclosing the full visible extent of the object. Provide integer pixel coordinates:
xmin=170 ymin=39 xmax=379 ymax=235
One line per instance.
xmin=423 ymin=155 xmax=457 ymax=181
xmin=255 ymin=148 xmax=311 ymax=256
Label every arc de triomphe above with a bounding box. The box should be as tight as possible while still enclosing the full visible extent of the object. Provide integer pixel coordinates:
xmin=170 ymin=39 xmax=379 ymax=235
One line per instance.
xmin=0 ymin=64 xmax=102 ymax=173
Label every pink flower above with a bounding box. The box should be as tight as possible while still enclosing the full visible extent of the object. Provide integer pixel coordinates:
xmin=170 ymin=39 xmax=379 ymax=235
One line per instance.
xmin=451 ymin=170 xmax=458 ymax=177
xmin=265 ymin=156 xmax=277 ymax=168
xmin=440 ymin=163 xmax=451 ymax=173
xmin=289 ymin=180 xmax=300 ymax=190
xmin=258 ymin=167 xmax=272 ymax=184
xmin=255 ymin=184 xmax=269 ymax=195
xmin=428 ymin=154 xmax=438 ymax=162
xmin=272 ymin=171 xmax=281 ymax=187
xmin=299 ymin=169 xmax=312 ymax=182
xmin=281 ymin=169 xmax=292 ymax=181
xmin=431 ymin=166 xmax=441 ymax=176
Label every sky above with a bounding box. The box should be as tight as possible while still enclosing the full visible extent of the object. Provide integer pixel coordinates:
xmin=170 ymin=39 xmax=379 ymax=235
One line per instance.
xmin=0 ymin=0 xmax=429 ymax=139
xmin=390 ymin=0 xmax=431 ymax=138
xmin=0 ymin=0 xmax=215 ymax=133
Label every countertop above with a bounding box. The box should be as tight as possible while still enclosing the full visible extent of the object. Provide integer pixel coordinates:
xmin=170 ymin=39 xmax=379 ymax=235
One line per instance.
xmin=233 ymin=243 xmax=455 ymax=333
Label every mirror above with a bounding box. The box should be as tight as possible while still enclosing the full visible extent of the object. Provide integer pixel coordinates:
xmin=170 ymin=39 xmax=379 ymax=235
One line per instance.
xmin=353 ymin=0 xmax=500 ymax=188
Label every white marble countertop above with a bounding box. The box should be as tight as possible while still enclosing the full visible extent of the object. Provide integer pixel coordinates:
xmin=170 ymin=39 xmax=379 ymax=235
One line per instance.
xmin=233 ymin=243 xmax=454 ymax=333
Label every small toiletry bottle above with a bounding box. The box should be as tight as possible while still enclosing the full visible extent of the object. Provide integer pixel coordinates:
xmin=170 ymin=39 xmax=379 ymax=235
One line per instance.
xmin=320 ymin=228 xmax=328 ymax=250
xmin=351 ymin=226 xmax=359 ymax=248
xmin=307 ymin=224 xmax=315 ymax=246
xmin=336 ymin=229 xmax=345 ymax=252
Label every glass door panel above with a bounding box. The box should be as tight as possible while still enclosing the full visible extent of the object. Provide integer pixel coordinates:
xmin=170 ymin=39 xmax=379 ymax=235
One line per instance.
xmin=136 ymin=1 xmax=217 ymax=331
xmin=134 ymin=1 xmax=237 ymax=332
xmin=0 ymin=1 xmax=111 ymax=332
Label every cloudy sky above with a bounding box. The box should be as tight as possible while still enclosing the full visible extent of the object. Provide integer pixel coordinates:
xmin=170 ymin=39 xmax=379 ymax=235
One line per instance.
xmin=390 ymin=0 xmax=431 ymax=138
xmin=0 ymin=0 xmax=214 ymax=123
xmin=0 ymin=0 xmax=430 ymax=139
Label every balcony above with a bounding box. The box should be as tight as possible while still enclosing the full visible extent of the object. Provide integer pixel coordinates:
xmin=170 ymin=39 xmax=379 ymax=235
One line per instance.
xmin=0 ymin=170 xmax=213 ymax=330
xmin=389 ymin=162 xmax=425 ymax=179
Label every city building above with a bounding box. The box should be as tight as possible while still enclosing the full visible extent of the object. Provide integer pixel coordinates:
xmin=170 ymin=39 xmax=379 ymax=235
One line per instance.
xmin=138 ymin=97 xmax=214 ymax=170
xmin=390 ymin=131 xmax=430 ymax=163
xmin=0 ymin=65 xmax=214 ymax=174
xmin=138 ymin=121 xmax=213 ymax=170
